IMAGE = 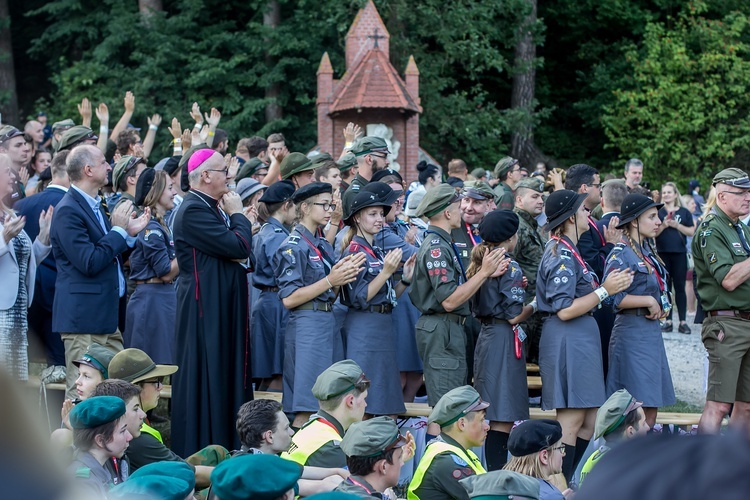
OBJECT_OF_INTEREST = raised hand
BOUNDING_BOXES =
[18,167,29,187]
[198,124,210,143]
[181,128,192,149]
[148,114,162,128]
[402,253,417,282]
[2,213,26,243]
[226,154,240,180]
[38,206,54,245]
[95,103,109,124]
[343,122,363,143]
[168,118,182,139]
[603,216,623,244]
[124,91,135,113]
[78,98,92,127]
[205,107,221,128]
[190,102,203,126]
[242,205,258,224]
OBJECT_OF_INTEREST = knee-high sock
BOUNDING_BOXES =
[562,443,577,482]
[573,437,590,475]
[484,430,510,471]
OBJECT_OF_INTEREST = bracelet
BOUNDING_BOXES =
[208,131,215,137]
[594,286,609,303]
[99,126,108,135]
[193,123,201,130]
[173,138,182,144]
[149,124,158,131]
[344,141,353,148]
[400,278,411,286]
[529,300,538,313]
[325,277,333,289]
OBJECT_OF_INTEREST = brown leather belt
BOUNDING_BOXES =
[619,307,651,316]
[477,317,509,325]
[135,279,172,285]
[259,286,280,292]
[366,304,394,314]
[708,310,750,320]
[294,301,333,312]
[433,313,467,325]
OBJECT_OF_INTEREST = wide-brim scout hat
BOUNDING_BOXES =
[340,416,408,457]
[616,193,663,228]
[460,470,541,500]
[73,344,117,379]
[280,152,315,180]
[428,385,489,427]
[415,183,463,219]
[595,389,643,439]
[507,419,563,457]
[712,168,750,189]
[344,186,394,224]
[235,177,267,202]
[108,348,178,384]
[543,189,588,232]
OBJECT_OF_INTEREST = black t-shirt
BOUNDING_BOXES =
[656,206,694,253]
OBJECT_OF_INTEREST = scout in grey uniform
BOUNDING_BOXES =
[336,416,411,499]
[692,168,750,434]
[124,168,178,364]
[535,190,632,481]
[276,182,366,426]
[251,180,296,389]
[469,210,535,471]
[408,184,506,408]
[604,194,676,428]
[68,396,132,498]
[340,183,413,416]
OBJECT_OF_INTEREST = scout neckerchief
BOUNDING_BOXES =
[640,243,671,314]
[425,229,467,284]
[465,221,481,245]
[297,228,333,273]
[346,477,377,496]
[551,235,600,287]
[350,236,396,305]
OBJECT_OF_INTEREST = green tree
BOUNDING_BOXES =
[602,1,750,187]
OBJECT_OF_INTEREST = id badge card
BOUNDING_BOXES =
[660,293,672,315]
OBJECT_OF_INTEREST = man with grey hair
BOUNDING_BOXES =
[172,149,254,456]
[50,144,150,399]
[624,159,644,191]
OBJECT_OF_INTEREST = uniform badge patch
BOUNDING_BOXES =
[441,276,448,282]
[431,239,441,245]
[431,249,442,258]
[451,455,468,467]
[708,252,717,263]
[427,262,433,269]
[283,248,296,265]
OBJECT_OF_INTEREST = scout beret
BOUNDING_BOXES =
[109,476,193,500]
[312,359,367,401]
[73,344,117,379]
[371,167,403,184]
[307,493,362,500]
[463,181,496,200]
[712,167,750,188]
[470,168,487,179]
[280,152,315,180]
[350,136,390,157]
[210,454,302,500]
[52,118,75,131]
[259,180,295,204]
[460,470,540,500]
[340,416,407,458]
[337,152,358,171]
[236,157,267,181]
[516,177,545,193]
[69,396,126,429]
[130,460,196,492]
[616,193,664,228]
[429,385,489,427]
[57,125,97,152]
[494,157,518,178]
[0,125,23,143]
[235,177,267,202]
[134,166,156,206]
[507,419,562,457]
[291,181,332,204]
[478,210,519,244]
[108,348,178,384]
[543,189,588,232]
[595,389,643,439]
[113,155,144,191]
[345,188,393,223]
[415,183,462,219]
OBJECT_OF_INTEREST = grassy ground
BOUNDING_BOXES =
[661,399,703,414]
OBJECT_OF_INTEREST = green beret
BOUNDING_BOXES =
[337,152,358,171]
[236,157,267,181]
[52,118,75,132]
[210,454,302,500]
[516,177,545,193]
[109,476,193,500]
[340,416,407,457]
[350,136,390,157]
[129,460,196,492]
[57,125,98,152]
[595,389,643,439]
[462,181,495,201]
[460,470,540,500]
[428,386,489,427]
[470,168,487,179]
[312,359,366,401]
[73,344,117,379]
[415,184,462,218]
[280,152,314,180]
[69,396,126,429]
[712,167,750,188]
[494,156,518,178]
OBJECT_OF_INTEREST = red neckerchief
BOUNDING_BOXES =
[551,236,600,287]
[298,229,325,261]
[347,477,374,494]
[641,251,666,292]
[465,222,479,246]
[349,238,378,260]
[315,416,342,436]
[588,216,606,245]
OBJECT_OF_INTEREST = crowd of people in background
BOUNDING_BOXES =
[2,91,750,500]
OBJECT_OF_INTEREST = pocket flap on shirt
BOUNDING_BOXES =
[429,356,460,371]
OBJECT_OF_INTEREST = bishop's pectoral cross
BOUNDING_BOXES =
[368,28,386,49]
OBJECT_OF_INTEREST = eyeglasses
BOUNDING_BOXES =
[720,189,750,196]
[369,152,389,160]
[141,377,164,388]
[589,183,601,190]
[550,445,566,455]
[312,202,337,211]
[206,167,229,176]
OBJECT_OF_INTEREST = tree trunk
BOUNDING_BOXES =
[264,0,283,123]
[0,0,19,126]
[510,0,554,169]
[138,0,163,16]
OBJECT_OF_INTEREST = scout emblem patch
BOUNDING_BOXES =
[431,248,441,258]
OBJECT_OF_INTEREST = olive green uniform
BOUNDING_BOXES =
[692,207,750,403]
[493,182,514,211]
[409,226,470,406]
[451,220,481,385]
[335,476,383,499]
[409,435,480,500]
[342,173,369,209]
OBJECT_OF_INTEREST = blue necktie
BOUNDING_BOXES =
[735,224,750,255]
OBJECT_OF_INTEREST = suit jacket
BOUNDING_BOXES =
[14,186,67,311]
[0,224,50,310]
[50,187,129,334]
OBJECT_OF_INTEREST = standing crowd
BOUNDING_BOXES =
[2,92,750,499]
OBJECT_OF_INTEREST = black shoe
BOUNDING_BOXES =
[678,323,691,334]
[661,321,673,332]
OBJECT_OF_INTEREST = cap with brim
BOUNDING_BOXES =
[57,126,98,152]
[595,389,644,439]
[113,155,145,191]
[350,136,390,157]
[236,178,267,201]
[460,470,541,500]
[416,184,464,218]
[73,344,117,379]
[311,152,334,166]
[340,416,408,457]
[337,152,358,172]
[463,184,495,201]
[52,119,75,131]
[312,359,366,401]
[108,348,178,384]
[0,126,24,143]
[542,190,588,232]
[291,181,332,204]
[404,190,426,218]
[712,168,750,188]
[516,177,545,193]
[470,168,487,179]
[616,193,664,228]
[236,157,268,181]
[345,190,393,223]
[428,385,489,427]
[280,152,315,180]
[363,181,401,206]
[494,157,518,178]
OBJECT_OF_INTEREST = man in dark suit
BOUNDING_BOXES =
[50,144,149,399]
[14,151,71,379]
